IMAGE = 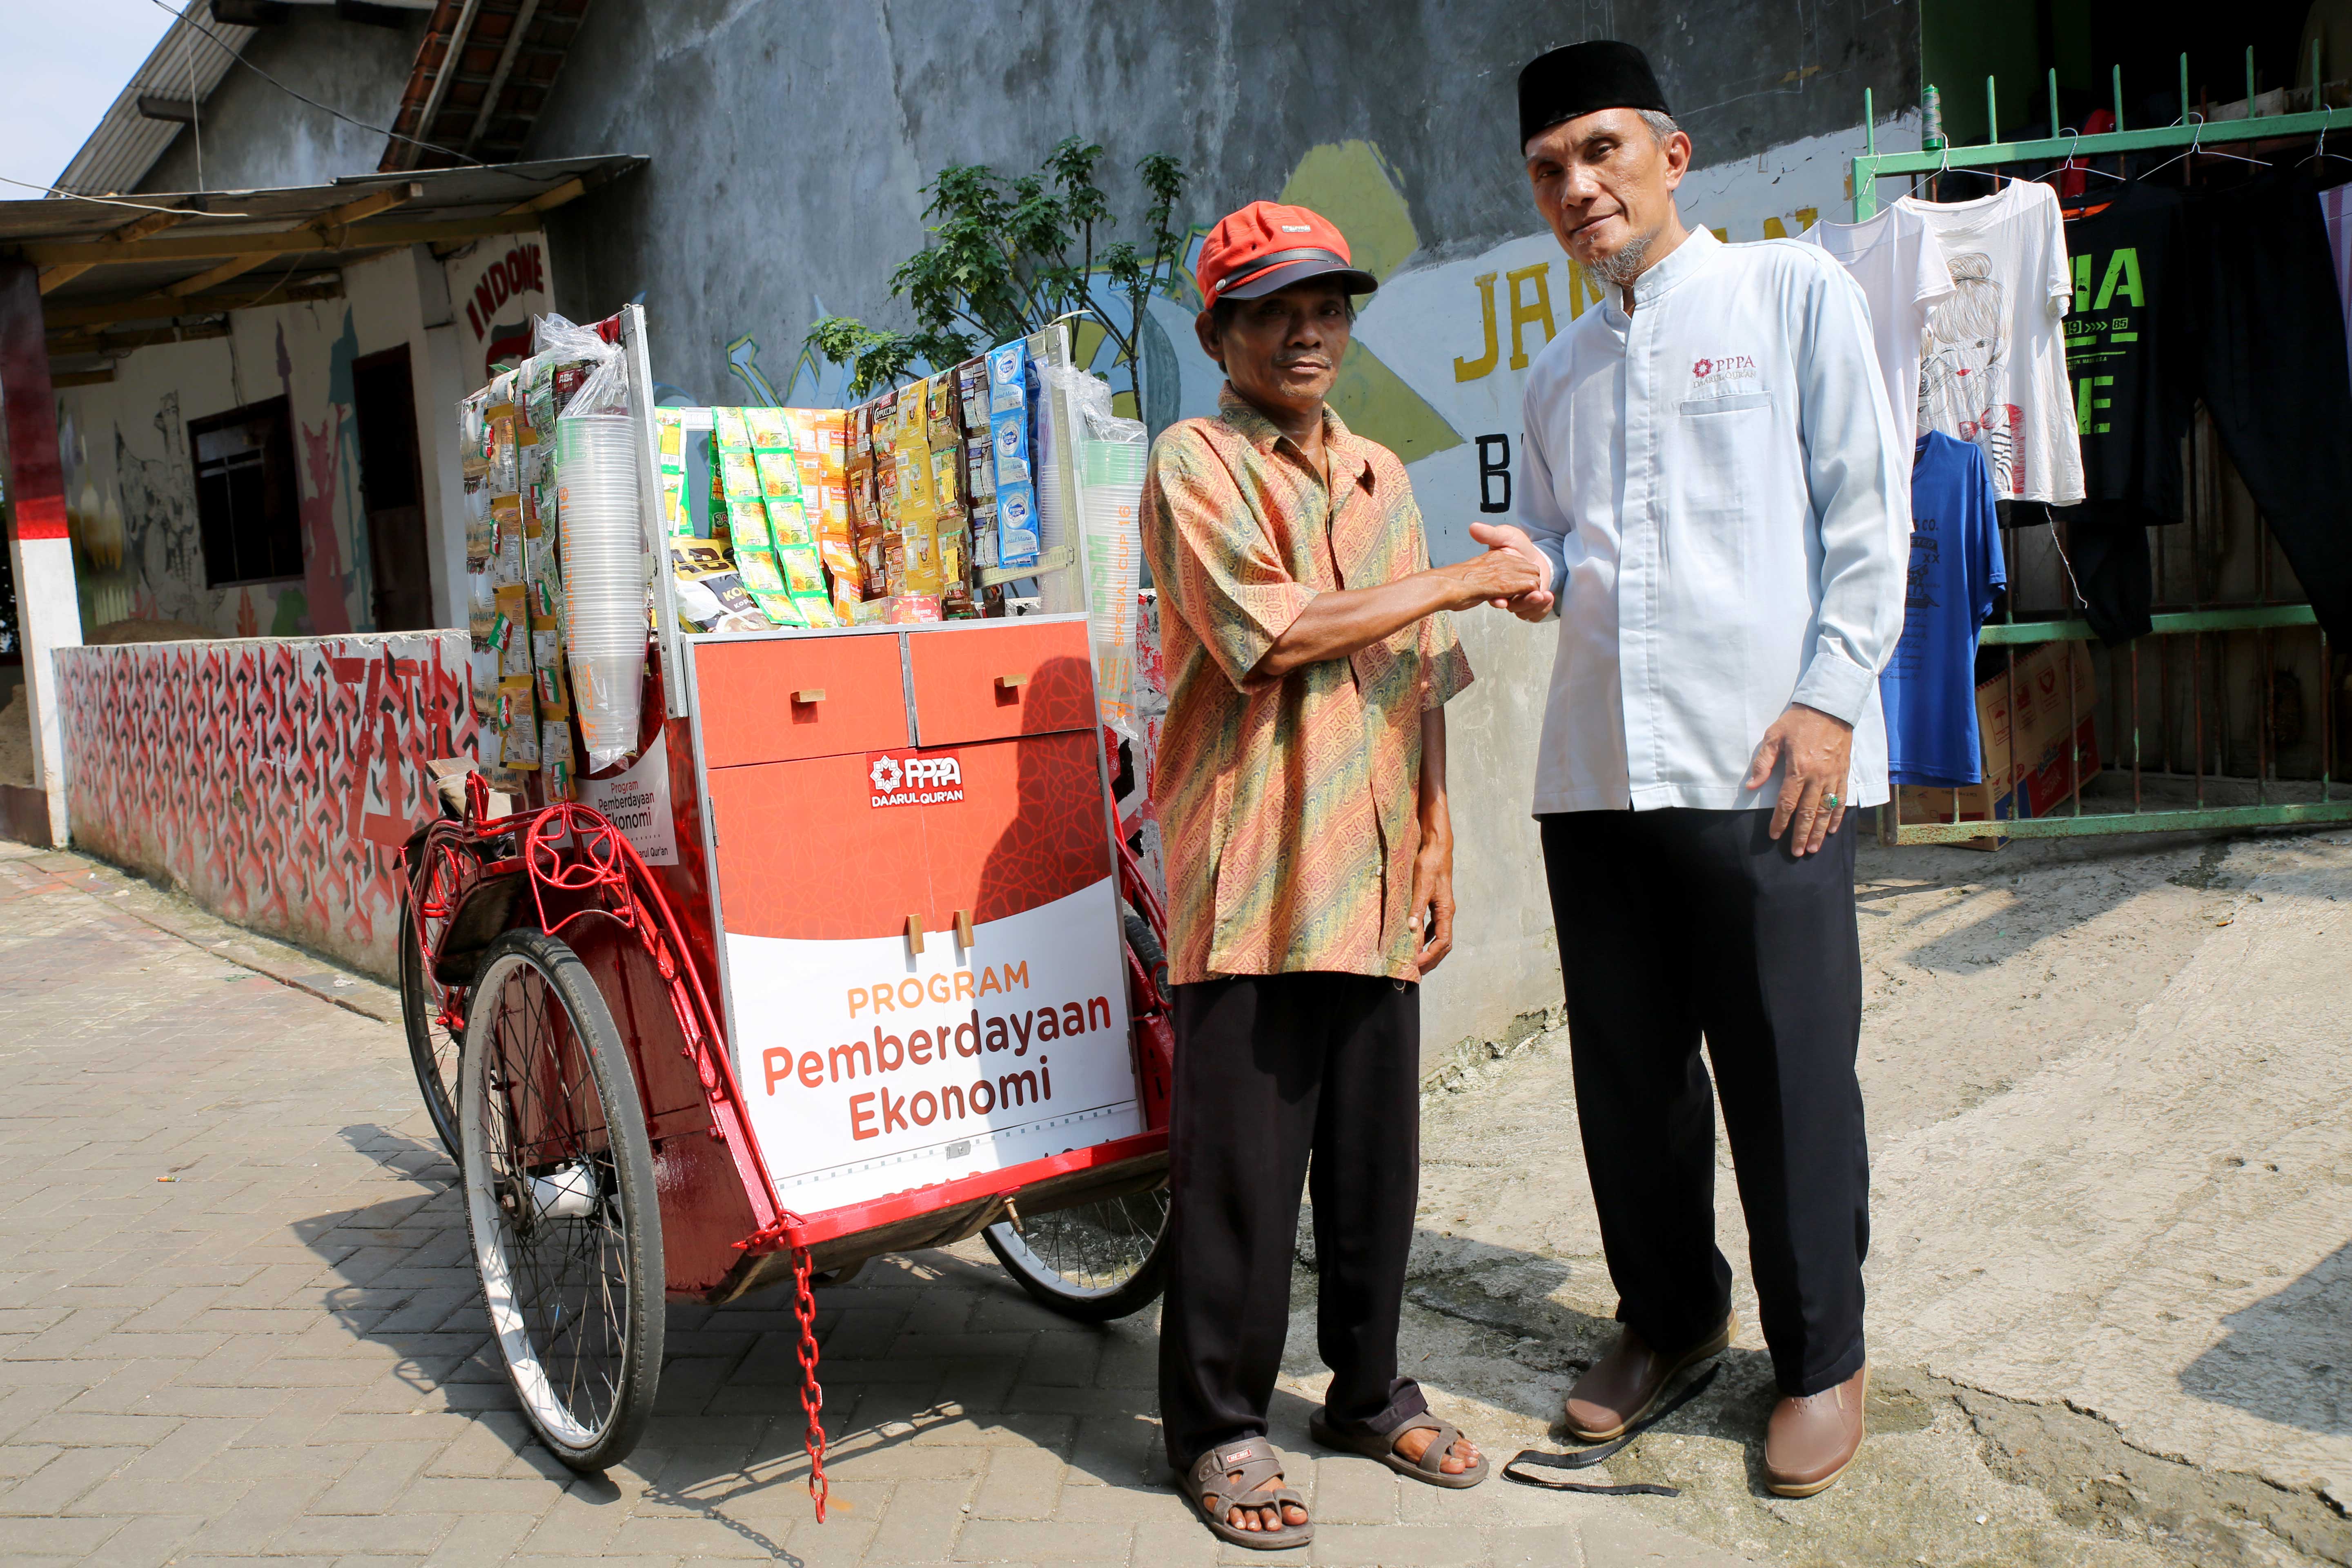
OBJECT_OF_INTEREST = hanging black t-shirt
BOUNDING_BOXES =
[2059,182,2191,523]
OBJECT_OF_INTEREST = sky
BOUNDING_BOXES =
[0,0,182,192]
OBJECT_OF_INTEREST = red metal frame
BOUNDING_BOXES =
[409,748,1173,1522]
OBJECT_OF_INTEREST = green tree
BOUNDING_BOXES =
[806,138,1187,407]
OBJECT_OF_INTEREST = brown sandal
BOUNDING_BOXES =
[1174,1437,1314,1550]
[1311,1410,1489,1488]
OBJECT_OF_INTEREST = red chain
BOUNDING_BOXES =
[791,1242,829,1521]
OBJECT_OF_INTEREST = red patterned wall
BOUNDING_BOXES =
[56,634,478,979]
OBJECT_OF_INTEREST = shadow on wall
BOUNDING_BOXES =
[2179,1238,2352,1437]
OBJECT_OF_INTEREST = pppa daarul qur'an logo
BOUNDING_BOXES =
[869,751,965,808]
[1690,353,1760,390]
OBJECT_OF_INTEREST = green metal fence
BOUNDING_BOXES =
[1853,50,2352,844]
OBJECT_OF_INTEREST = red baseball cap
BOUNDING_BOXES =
[1195,200,1378,303]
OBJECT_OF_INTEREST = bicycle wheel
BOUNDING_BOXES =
[984,1183,1170,1321]
[458,928,664,1472]
[399,836,470,1161]
[984,910,1171,1320]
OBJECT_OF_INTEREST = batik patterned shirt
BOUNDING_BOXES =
[1142,385,1473,985]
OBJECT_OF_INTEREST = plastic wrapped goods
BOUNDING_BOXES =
[1043,364,1146,736]
[555,346,648,774]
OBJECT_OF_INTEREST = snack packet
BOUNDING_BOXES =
[996,480,1041,570]
[744,406,793,453]
[541,721,578,802]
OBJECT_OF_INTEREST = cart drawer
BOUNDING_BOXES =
[704,753,933,941]
[696,634,907,768]
[924,730,1112,924]
[908,620,1097,746]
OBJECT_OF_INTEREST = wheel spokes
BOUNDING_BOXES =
[480,959,632,1442]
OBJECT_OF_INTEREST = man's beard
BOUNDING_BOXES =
[1587,227,1656,286]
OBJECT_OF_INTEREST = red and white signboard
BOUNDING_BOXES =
[580,728,679,865]
[726,878,1140,1210]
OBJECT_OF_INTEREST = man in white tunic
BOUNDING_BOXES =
[1471,41,1908,1497]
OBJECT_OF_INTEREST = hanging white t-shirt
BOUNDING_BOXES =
[1802,203,1953,466]
[1898,181,2086,504]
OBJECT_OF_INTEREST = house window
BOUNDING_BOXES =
[191,398,303,588]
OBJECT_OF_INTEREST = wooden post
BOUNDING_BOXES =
[0,254,80,846]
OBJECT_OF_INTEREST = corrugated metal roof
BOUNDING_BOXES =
[49,0,442,198]
[18,154,642,375]
[51,2,256,197]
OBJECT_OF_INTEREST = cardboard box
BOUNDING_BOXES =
[1893,642,2100,850]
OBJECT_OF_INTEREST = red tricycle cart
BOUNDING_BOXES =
[396,309,1171,1517]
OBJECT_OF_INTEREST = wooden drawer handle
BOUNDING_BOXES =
[793,688,826,705]
[906,913,924,955]
[996,672,1029,691]
[954,909,975,946]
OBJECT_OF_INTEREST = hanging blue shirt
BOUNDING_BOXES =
[1885,432,2005,785]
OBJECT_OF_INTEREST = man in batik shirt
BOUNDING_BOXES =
[1141,199,1539,1551]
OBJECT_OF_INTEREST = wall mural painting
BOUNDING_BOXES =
[289,317,363,636]
[114,392,203,626]
[53,295,394,642]
[448,237,552,381]
[56,633,478,979]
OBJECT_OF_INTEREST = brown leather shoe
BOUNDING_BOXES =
[1562,1311,1738,1442]
[1764,1364,1868,1497]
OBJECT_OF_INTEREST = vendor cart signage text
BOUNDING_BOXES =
[581,728,679,865]
[724,878,1141,1209]
[868,748,964,808]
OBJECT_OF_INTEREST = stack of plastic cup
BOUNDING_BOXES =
[556,412,647,771]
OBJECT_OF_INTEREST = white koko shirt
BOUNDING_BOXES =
[1519,227,1910,815]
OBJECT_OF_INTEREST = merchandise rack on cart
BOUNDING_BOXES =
[396,306,1172,1519]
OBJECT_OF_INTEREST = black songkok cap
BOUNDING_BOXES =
[1517,40,1672,151]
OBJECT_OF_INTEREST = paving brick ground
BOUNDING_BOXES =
[0,841,1745,1568]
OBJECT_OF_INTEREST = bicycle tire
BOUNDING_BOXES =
[458,928,664,1472]
[399,831,475,1162]
[983,912,1171,1321]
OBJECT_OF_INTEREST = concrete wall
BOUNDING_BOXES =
[55,631,477,980]
[139,10,425,195]
[518,1,1919,1061]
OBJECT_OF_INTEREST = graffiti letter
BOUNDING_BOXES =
[1453,272,1501,382]
[1476,435,1512,514]
[1506,265,1556,370]
[2094,247,2144,310]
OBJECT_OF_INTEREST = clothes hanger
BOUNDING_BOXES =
[2139,113,2270,182]
[2040,126,2129,189]
[2299,111,2352,171]
[1908,140,2008,204]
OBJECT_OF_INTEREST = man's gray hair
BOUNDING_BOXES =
[1637,109,1682,145]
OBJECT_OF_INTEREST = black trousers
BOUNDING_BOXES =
[1539,808,1869,1397]
[1158,971,1426,1474]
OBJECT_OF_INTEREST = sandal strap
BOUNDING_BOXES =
[1190,1437,1289,1503]
[1394,1417,1466,1474]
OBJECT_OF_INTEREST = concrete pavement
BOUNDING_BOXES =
[0,840,1748,1568]
[1412,828,2352,1568]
